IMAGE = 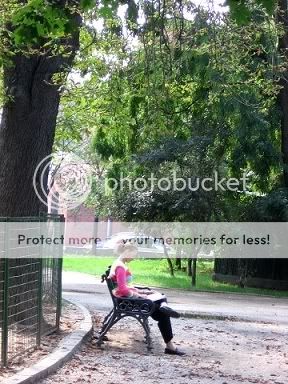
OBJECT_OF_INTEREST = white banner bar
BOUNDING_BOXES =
[0,222,288,258]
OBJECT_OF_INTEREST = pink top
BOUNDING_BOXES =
[109,259,138,297]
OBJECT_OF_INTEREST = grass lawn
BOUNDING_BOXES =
[63,256,288,298]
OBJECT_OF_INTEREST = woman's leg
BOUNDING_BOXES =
[150,308,173,343]
[151,297,180,318]
[150,306,186,355]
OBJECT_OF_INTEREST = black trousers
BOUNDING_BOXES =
[150,299,173,344]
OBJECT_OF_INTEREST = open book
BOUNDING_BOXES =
[144,292,166,302]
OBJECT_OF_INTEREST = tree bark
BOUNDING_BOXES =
[163,243,174,276]
[278,0,288,187]
[0,3,82,217]
[191,258,197,287]
[175,246,182,270]
[187,258,192,276]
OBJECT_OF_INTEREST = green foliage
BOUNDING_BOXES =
[260,0,277,14]
[80,0,95,11]
[250,189,288,221]
[226,0,252,25]
[51,1,287,223]
[225,0,277,24]
[126,0,138,33]
[0,0,138,57]
[10,0,73,48]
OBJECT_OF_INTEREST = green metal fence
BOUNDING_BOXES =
[0,214,64,367]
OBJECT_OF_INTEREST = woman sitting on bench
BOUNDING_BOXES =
[109,241,185,356]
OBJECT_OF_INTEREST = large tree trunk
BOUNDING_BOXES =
[0,2,82,335]
[0,3,81,217]
[278,0,288,187]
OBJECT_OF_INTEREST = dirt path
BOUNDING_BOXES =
[0,301,83,381]
[40,313,288,384]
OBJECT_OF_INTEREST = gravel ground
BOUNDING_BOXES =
[40,313,288,384]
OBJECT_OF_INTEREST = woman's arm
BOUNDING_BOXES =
[115,266,133,297]
[115,266,146,298]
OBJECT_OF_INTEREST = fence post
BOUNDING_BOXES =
[56,215,64,331]
[1,220,9,367]
[36,218,43,347]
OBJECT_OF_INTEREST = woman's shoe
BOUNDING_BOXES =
[164,348,186,356]
[159,306,180,318]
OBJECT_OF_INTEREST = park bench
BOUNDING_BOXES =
[96,266,156,350]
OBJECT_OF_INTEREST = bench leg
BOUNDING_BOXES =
[95,309,113,343]
[134,315,152,351]
[97,311,153,351]
[96,310,122,346]
[101,308,114,329]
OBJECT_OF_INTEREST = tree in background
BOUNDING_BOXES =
[78,1,288,287]
[86,4,281,209]
[215,0,288,287]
